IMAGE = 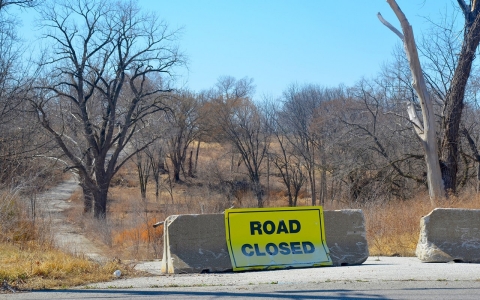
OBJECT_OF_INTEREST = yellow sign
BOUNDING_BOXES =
[225,206,332,271]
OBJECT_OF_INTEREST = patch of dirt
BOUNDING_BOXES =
[37,176,108,262]
[37,176,161,275]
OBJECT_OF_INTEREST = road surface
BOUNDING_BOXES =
[4,257,480,299]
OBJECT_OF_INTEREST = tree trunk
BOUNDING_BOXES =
[173,163,181,182]
[187,150,193,177]
[309,140,316,206]
[80,181,94,214]
[440,2,480,194]
[137,163,148,200]
[379,1,445,204]
[194,141,200,173]
[288,189,294,207]
[292,182,301,207]
[92,163,110,219]
[266,154,270,202]
[477,163,480,194]
[93,188,108,219]
[319,144,327,206]
[461,127,480,193]
[254,181,263,208]
[155,181,160,201]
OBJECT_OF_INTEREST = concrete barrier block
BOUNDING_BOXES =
[416,208,480,263]
[324,210,369,266]
[161,214,232,274]
[161,209,369,273]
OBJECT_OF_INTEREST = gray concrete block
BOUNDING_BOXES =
[416,208,480,263]
[324,210,369,266]
[161,209,369,273]
[161,214,232,274]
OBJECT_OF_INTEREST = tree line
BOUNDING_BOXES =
[2,0,480,220]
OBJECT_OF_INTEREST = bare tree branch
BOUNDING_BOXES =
[377,12,404,41]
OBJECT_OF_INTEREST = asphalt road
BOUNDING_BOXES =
[3,257,480,299]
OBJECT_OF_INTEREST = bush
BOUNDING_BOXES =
[0,190,50,245]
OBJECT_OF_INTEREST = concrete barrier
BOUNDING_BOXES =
[324,210,369,266]
[161,214,231,274]
[416,208,480,263]
[161,210,369,274]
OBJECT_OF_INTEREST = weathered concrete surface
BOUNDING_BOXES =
[161,214,231,274]
[416,208,480,263]
[324,209,369,266]
[161,210,369,273]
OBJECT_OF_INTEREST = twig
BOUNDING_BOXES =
[2,280,16,293]
[152,221,164,228]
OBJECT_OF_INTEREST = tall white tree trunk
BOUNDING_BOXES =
[378,0,445,204]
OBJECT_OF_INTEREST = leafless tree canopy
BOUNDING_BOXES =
[0,0,39,10]
[32,0,184,218]
[4,0,480,220]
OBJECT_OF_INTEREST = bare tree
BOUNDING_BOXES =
[165,91,203,182]
[269,107,307,207]
[382,0,480,196]
[340,78,431,202]
[32,0,184,218]
[378,0,445,203]
[208,76,269,207]
[458,92,480,192]
[279,84,328,205]
[218,98,270,207]
[0,0,39,10]
[0,0,55,191]
[132,135,152,200]
[438,0,480,194]
[146,141,167,201]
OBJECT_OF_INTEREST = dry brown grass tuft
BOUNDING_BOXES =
[0,191,50,245]
[362,198,431,257]
[0,242,136,290]
[0,187,142,291]
[112,218,164,252]
[360,191,480,257]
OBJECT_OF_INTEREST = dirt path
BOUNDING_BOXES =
[37,176,162,274]
[37,176,108,262]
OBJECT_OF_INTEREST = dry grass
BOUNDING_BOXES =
[0,189,140,291]
[361,192,480,257]
[64,180,167,260]
[0,242,135,290]
[362,199,431,257]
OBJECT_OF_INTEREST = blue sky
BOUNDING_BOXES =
[15,0,457,98]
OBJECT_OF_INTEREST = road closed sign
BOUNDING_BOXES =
[225,206,332,271]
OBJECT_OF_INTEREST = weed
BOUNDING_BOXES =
[0,242,136,290]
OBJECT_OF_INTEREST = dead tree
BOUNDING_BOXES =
[378,0,445,203]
